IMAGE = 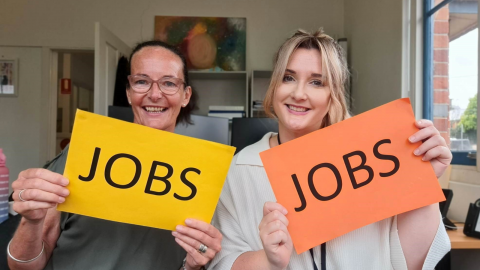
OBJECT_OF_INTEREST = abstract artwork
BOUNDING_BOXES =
[154,16,246,71]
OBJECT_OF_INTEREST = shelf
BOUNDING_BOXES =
[253,70,272,79]
[188,71,248,116]
[188,71,247,80]
[250,70,272,117]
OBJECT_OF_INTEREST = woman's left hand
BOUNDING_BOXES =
[409,119,452,178]
[173,219,222,270]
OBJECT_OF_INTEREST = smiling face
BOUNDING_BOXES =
[126,46,191,132]
[273,48,331,138]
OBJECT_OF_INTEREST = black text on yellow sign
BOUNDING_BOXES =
[57,110,235,230]
[79,147,201,201]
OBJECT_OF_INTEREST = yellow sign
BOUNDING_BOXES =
[57,110,235,231]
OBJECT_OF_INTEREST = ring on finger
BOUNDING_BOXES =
[198,243,208,254]
[18,189,28,202]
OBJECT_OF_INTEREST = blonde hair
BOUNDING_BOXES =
[263,28,350,128]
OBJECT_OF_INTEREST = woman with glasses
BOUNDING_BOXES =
[8,41,221,270]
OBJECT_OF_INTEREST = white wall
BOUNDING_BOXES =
[448,165,480,222]
[344,0,404,114]
[0,0,345,71]
[0,0,413,189]
[0,47,46,191]
[0,0,415,193]
[0,0,345,193]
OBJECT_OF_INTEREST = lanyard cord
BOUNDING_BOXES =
[277,134,326,270]
[309,249,319,270]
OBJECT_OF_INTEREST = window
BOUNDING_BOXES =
[424,0,478,165]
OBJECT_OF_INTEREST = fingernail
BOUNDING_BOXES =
[422,156,426,161]
[58,197,65,203]
[176,225,185,232]
[63,189,70,196]
[282,208,288,215]
[172,231,178,237]
[185,219,192,225]
[418,120,422,125]
[62,178,69,186]
[409,136,416,142]
[414,149,420,155]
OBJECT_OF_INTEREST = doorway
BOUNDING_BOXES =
[54,50,94,155]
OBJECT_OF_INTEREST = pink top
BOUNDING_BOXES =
[0,148,6,167]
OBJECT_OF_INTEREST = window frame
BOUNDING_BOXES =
[423,0,479,167]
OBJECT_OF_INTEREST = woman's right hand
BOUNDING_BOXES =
[11,168,69,223]
[259,202,293,270]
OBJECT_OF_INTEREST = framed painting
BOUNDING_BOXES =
[154,16,246,71]
[0,58,18,97]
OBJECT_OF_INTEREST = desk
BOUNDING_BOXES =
[447,223,480,249]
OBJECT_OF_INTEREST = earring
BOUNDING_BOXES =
[182,104,186,107]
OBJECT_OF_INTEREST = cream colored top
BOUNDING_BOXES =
[209,132,450,270]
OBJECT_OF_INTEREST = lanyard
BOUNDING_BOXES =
[277,134,326,270]
[309,249,319,270]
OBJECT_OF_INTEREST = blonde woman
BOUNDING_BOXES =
[209,29,451,270]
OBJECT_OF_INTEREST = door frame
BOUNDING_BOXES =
[94,22,132,116]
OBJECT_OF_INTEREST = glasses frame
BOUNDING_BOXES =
[127,75,186,95]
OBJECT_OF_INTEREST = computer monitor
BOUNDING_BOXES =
[108,106,134,122]
[175,115,229,145]
[439,189,457,230]
[440,189,453,218]
[231,118,278,154]
[108,106,229,145]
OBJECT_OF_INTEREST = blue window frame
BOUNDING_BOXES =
[424,0,478,166]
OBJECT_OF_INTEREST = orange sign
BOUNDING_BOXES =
[260,98,445,254]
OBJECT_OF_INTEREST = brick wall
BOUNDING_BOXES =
[433,1,450,146]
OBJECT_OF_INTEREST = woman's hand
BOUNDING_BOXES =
[173,219,222,270]
[11,168,69,223]
[409,120,452,178]
[259,202,293,270]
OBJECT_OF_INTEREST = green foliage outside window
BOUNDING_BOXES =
[460,94,477,132]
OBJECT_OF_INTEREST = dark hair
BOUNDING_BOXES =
[126,40,197,125]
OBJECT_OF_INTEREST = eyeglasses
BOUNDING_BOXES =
[127,75,186,95]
